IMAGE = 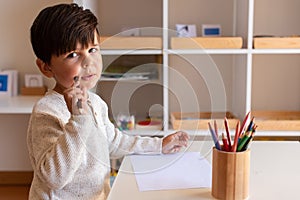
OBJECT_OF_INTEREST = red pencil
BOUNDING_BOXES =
[239,111,251,137]
[232,121,240,152]
[222,133,229,152]
[224,117,232,150]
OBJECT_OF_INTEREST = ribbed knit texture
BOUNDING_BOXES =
[27,90,162,199]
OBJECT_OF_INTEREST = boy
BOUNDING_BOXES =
[27,3,189,200]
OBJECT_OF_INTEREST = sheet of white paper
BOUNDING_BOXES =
[130,152,212,191]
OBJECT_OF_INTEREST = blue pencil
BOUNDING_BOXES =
[208,122,221,150]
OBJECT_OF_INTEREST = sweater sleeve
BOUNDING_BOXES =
[27,112,95,190]
[99,102,163,159]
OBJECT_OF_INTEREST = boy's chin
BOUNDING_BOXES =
[82,82,98,90]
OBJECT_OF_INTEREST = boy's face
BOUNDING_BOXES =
[47,32,102,94]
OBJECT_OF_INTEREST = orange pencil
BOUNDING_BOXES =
[214,120,218,138]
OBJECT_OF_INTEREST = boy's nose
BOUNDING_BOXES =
[82,56,92,68]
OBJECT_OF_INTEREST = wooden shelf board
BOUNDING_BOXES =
[171,37,243,49]
[254,37,300,49]
[252,111,300,131]
[100,36,162,50]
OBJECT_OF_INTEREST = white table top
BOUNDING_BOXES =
[108,141,300,200]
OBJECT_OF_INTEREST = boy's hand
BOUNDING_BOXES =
[63,79,88,115]
[162,131,189,154]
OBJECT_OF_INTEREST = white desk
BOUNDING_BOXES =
[108,141,300,200]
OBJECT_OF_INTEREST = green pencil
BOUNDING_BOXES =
[237,132,251,151]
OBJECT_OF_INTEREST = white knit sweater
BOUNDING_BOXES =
[27,90,162,199]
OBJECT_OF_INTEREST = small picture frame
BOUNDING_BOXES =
[0,74,9,92]
[25,74,43,87]
[176,24,197,37]
[202,24,221,37]
[0,72,12,97]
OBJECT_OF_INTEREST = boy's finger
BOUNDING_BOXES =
[176,131,190,140]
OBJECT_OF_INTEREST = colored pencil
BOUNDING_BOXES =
[222,133,230,151]
[237,131,252,151]
[246,117,255,132]
[224,117,232,150]
[241,131,255,151]
[207,113,257,152]
[214,120,218,138]
[232,121,240,152]
[239,111,250,137]
[208,122,221,150]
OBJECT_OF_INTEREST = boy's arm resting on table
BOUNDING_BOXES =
[27,112,94,190]
[95,99,161,159]
[103,113,189,158]
[106,123,163,159]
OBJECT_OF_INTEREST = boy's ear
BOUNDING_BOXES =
[36,59,53,78]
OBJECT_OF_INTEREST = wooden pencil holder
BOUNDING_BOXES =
[211,148,250,200]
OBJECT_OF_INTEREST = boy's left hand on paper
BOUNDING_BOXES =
[63,78,89,115]
[162,131,189,154]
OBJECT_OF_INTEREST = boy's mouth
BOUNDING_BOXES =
[81,74,95,81]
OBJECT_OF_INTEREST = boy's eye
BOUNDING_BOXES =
[89,48,98,53]
[67,52,78,58]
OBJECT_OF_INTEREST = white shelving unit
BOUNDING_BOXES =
[74,0,300,136]
[4,0,297,136]
[164,0,251,130]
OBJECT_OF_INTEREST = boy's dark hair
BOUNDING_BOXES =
[30,3,99,64]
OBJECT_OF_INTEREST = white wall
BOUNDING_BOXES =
[0,0,71,171]
[0,0,72,91]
